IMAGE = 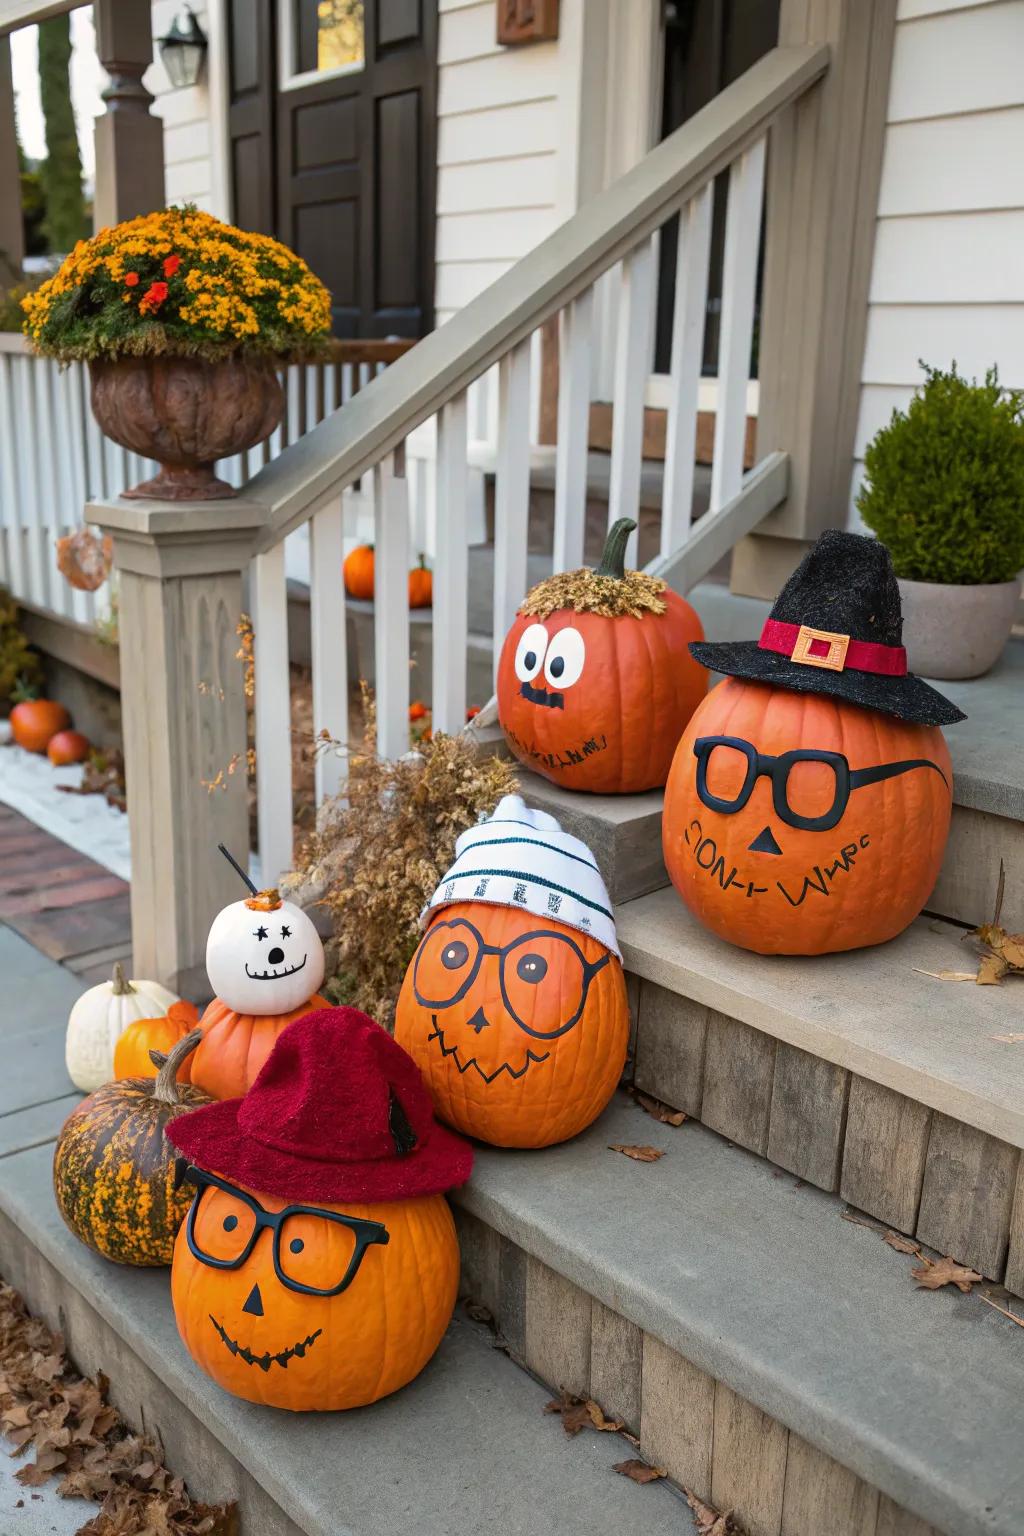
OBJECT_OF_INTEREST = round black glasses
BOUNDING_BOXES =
[181,1165,389,1298]
[413,916,610,1039]
[692,734,947,833]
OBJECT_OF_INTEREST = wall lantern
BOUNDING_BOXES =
[157,7,208,90]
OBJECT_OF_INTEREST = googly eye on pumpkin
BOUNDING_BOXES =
[514,623,549,682]
[543,627,585,690]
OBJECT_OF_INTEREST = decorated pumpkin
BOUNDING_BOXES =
[189,859,328,1099]
[395,795,628,1148]
[496,517,707,793]
[664,529,964,956]
[167,1008,472,1412]
[113,1000,200,1082]
[54,1029,211,1265]
[408,555,433,609]
[343,544,374,600]
[65,963,180,1093]
[10,689,71,754]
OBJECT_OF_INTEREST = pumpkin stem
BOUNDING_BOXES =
[595,518,638,580]
[218,842,258,896]
[150,1028,202,1105]
[111,961,135,996]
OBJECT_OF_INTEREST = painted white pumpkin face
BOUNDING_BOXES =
[206,898,325,1015]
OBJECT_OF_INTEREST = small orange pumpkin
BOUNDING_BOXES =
[113,1000,200,1082]
[343,543,374,600]
[408,555,433,609]
[662,678,953,956]
[497,517,706,793]
[190,995,330,1100]
[46,729,91,765]
[10,691,71,753]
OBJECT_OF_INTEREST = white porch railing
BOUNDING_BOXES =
[235,45,828,887]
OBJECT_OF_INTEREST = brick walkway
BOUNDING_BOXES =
[0,805,131,985]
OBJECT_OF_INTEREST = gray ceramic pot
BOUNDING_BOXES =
[898,575,1022,680]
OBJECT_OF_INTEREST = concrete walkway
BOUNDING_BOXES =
[0,1452,101,1535]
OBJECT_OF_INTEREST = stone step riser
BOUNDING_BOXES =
[456,1208,943,1536]
[623,972,1024,1296]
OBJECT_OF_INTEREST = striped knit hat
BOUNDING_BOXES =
[421,795,620,960]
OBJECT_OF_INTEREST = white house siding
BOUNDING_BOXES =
[851,0,1024,522]
[145,0,229,220]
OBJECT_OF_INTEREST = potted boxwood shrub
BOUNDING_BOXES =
[21,205,331,501]
[857,362,1024,679]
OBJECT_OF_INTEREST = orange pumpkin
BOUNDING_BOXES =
[343,544,374,600]
[46,729,91,765]
[189,995,330,1100]
[395,900,628,1148]
[408,555,433,609]
[113,1000,200,1082]
[10,696,71,753]
[497,517,706,793]
[171,1181,458,1411]
[662,678,953,956]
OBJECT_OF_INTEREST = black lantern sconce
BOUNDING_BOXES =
[157,7,208,89]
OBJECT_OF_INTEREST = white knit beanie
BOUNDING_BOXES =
[421,794,620,960]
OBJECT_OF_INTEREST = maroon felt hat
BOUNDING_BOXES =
[165,1007,473,1203]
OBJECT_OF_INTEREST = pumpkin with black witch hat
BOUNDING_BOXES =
[663,530,965,956]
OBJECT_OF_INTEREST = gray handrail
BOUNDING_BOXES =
[247,43,829,555]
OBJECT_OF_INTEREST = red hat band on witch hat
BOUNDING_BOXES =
[166,1007,473,1204]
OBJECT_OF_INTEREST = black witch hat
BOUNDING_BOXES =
[690,529,965,727]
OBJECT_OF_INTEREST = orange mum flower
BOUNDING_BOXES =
[124,272,139,287]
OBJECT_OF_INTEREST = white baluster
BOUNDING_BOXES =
[252,543,294,885]
[492,339,532,680]
[711,137,766,513]
[55,363,87,621]
[310,496,347,806]
[553,288,593,573]
[662,185,714,557]
[373,449,410,760]
[21,356,49,608]
[609,237,656,567]
[0,355,26,603]
[432,394,469,734]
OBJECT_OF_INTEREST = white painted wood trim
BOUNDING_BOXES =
[492,339,532,683]
[608,236,657,566]
[649,450,789,592]
[205,0,233,220]
[373,452,411,761]
[252,543,294,887]
[552,287,593,571]
[661,184,714,556]
[432,395,470,733]
[711,136,766,513]
[309,497,347,805]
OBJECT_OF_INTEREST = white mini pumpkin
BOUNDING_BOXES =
[65,963,180,1093]
[205,890,325,1015]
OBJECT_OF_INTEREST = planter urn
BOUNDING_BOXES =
[89,354,285,502]
[898,575,1022,680]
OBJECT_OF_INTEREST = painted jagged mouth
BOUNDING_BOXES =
[244,954,308,981]
[209,1314,323,1372]
[520,680,564,710]
[427,1018,550,1084]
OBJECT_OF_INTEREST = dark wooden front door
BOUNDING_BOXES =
[227,1,437,339]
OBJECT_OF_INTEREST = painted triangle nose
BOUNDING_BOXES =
[468,1006,491,1035]
[748,825,783,855]
[243,1283,264,1317]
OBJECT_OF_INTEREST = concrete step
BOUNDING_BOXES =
[617,888,1024,1294]
[453,1092,1024,1536]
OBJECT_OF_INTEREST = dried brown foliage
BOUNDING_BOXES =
[520,566,667,620]
[543,1390,623,1436]
[287,690,517,1026]
[0,1279,234,1534]
[57,748,126,813]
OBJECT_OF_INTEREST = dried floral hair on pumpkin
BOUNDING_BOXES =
[517,517,667,620]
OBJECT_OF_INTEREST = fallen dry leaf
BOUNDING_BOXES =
[684,1487,744,1534]
[612,1458,666,1484]
[979,1294,1024,1329]
[883,1231,921,1256]
[609,1144,664,1163]
[544,1390,624,1436]
[911,1255,982,1294]
[840,1210,884,1234]
[977,953,1010,986]
[912,968,976,983]
[631,1088,687,1127]
[463,1299,495,1328]
[991,1034,1024,1044]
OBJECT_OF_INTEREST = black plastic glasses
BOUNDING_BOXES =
[413,916,610,1039]
[180,1165,389,1297]
[692,734,947,833]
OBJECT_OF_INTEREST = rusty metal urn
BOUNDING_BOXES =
[89,354,285,501]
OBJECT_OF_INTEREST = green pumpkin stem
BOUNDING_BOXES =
[150,1027,202,1105]
[595,518,638,580]
[111,962,134,996]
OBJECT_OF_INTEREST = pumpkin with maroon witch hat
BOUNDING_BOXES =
[166,1007,472,1412]
[663,530,965,956]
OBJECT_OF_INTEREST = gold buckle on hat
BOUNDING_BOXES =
[791,625,850,672]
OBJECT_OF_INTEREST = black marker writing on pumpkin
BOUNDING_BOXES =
[683,819,870,903]
[683,819,768,899]
[776,833,871,906]
[503,725,608,773]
